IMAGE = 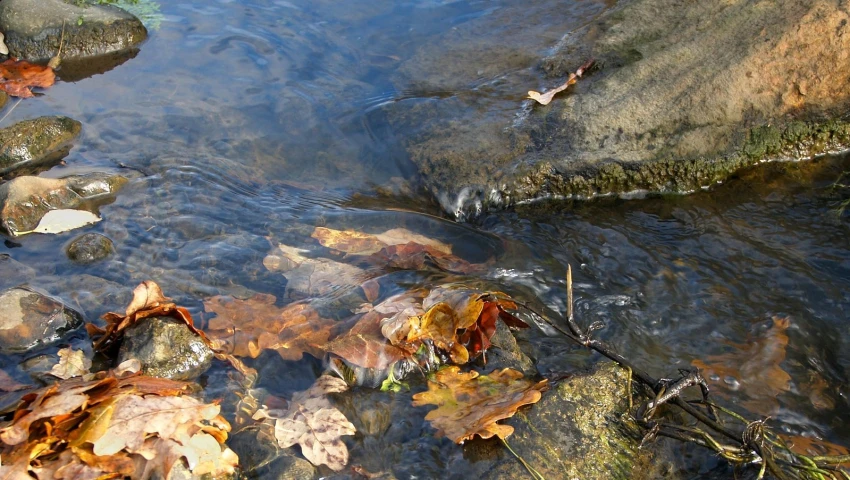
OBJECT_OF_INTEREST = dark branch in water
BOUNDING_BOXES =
[522,264,850,480]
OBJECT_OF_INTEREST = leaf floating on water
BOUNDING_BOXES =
[263,243,369,299]
[20,209,101,235]
[527,58,594,106]
[412,366,547,443]
[253,375,355,471]
[49,347,91,380]
[312,227,387,255]
[0,58,56,98]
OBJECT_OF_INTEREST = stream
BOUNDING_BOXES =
[2,0,849,477]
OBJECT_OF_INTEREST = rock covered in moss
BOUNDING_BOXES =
[65,232,115,264]
[0,285,84,353]
[117,316,214,381]
[0,117,82,180]
[0,0,147,62]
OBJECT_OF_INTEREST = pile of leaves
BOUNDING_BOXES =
[0,361,237,479]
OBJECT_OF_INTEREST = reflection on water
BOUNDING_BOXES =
[1,0,849,476]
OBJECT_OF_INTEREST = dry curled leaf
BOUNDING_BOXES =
[323,307,415,370]
[0,366,236,479]
[49,347,92,380]
[204,294,334,361]
[0,58,56,98]
[88,281,209,354]
[253,375,355,471]
[527,58,594,106]
[411,366,547,443]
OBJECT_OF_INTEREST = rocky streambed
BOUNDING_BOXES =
[0,0,848,478]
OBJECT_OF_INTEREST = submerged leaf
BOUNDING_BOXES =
[204,294,334,361]
[412,366,547,443]
[692,316,792,415]
[253,375,355,471]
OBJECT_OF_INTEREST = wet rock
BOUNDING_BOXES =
[391,0,850,218]
[117,316,214,381]
[0,117,82,180]
[229,424,317,479]
[475,361,670,479]
[36,274,129,322]
[480,320,536,376]
[0,172,128,236]
[0,0,147,62]
[0,286,84,353]
[65,232,114,264]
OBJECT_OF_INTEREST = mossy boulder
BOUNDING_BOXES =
[0,0,147,62]
[477,362,670,479]
[388,0,850,218]
[0,117,82,180]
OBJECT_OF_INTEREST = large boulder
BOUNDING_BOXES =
[0,285,84,353]
[389,0,850,218]
[477,361,670,479]
[0,117,82,180]
[0,172,128,236]
[0,0,147,62]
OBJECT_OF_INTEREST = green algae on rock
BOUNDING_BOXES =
[389,0,850,218]
[0,116,82,180]
[0,0,147,62]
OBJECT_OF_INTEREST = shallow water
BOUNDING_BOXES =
[2,0,849,477]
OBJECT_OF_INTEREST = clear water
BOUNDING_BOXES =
[2,0,849,477]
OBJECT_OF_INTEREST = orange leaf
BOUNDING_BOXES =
[411,366,547,443]
[323,310,414,370]
[0,59,56,98]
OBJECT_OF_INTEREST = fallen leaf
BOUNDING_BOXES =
[780,434,850,458]
[364,242,481,275]
[0,58,56,98]
[411,366,547,443]
[204,294,334,361]
[692,316,792,415]
[0,33,8,56]
[0,366,237,479]
[89,281,209,354]
[253,375,355,471]
[312,227,387,255]
[374,228,452,255]
[323,309,414,370]
[527,58,594,106]
[17,209,101,235]
[49,348,92,380]
[263,243,369,299]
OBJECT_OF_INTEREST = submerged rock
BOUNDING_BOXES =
[0,286,84,353]
[117,316,214,381]
[390,0,850,218]
[478,361,670,479]
[0,117,82,180]
[65,232,115,264]
[0,0,147,62]
[0,172,128,236]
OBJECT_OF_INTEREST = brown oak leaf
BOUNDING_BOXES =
[253,375,355,471]
[411,366,547,443]
[204,293,334,361]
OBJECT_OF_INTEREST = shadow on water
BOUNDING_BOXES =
[1,0,849,477]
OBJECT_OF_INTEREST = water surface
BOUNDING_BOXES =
[1,0,848,477]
